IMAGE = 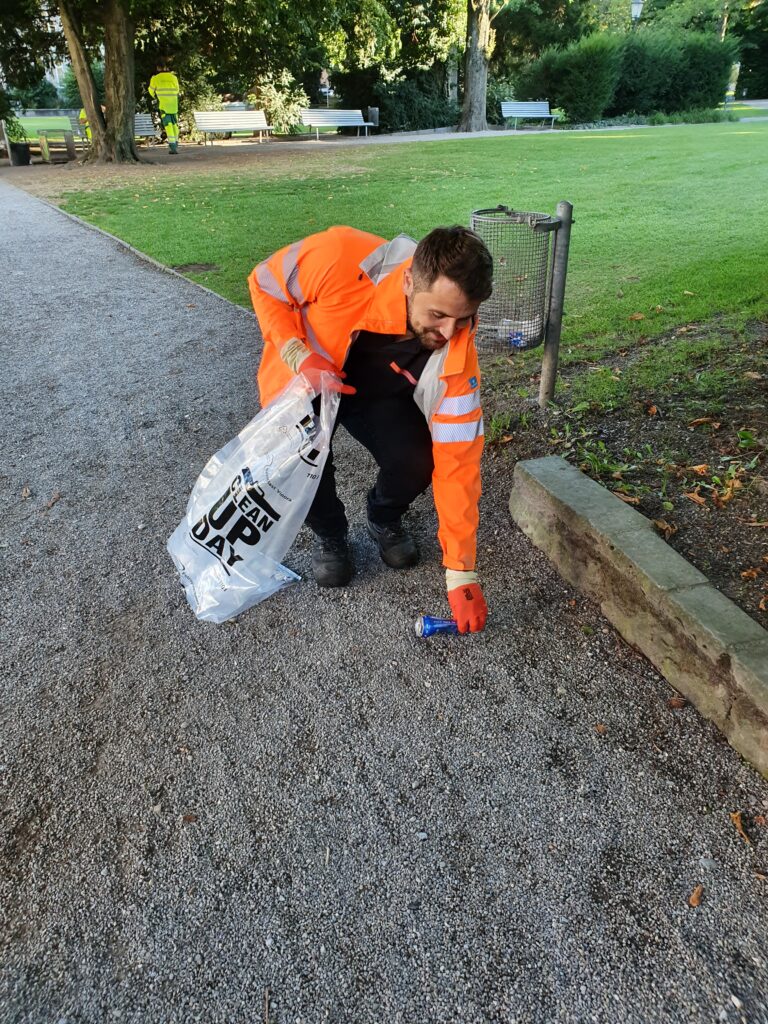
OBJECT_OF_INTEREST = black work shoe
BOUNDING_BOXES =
[312,534,353,587]
[367,518,419,569]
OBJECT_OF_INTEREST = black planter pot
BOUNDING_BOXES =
[9,142,31,166]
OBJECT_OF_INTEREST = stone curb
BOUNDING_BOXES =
[509,455,768,778]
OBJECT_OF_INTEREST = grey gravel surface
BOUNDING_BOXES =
[1,179,767,1024]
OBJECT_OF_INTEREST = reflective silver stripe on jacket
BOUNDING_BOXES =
[359,234,417,284]
[437,391,481,417]
[431,418,484,443]
[283,242,304,303]
[255,261,285,302]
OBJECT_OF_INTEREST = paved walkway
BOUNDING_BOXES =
[1,179,767,1024]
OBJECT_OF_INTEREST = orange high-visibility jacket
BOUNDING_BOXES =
[248,226,484,571]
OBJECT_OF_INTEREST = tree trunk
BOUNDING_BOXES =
[459,0,493,132]
[102,0,139,162]
[59,0,106,157]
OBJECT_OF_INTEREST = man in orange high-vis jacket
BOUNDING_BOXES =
[249,225,493,633]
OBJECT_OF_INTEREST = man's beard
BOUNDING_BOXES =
[406,299,447,351]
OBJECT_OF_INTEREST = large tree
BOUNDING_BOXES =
[459,0,523,131]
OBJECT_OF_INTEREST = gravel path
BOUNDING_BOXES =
[1,179,767,1024]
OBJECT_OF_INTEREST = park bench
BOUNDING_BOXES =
[501,101,558,130]
[193,110,272,145]
[71,114,159,144]
[17,116,77,162]
[300,109,373,140]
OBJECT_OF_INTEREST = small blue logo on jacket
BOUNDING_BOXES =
[469,376,478,389]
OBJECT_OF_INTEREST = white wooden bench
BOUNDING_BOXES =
[300,109,373,140]
[193,110,272,145]
[501,101,558,130]
[134,113,158,139]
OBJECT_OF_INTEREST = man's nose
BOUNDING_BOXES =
[439,321,457,341]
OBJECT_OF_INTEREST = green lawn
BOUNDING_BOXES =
[60,122,768,358]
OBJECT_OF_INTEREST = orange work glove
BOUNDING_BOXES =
[447,583,488,634]
[299,352,356,395]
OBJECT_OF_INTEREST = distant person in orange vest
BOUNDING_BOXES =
[148,64,180,154]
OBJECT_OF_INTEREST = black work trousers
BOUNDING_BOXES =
[305,393,434,538]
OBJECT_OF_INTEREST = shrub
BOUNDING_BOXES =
[517,33,623,123]
[659,32,737,112]
[647,107,739,125]
[372,75,459,132]
[607,31,682,116]
[486,76,517,125]
[248,70,309,134]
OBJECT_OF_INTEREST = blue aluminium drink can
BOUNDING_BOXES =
[415,615,459,638]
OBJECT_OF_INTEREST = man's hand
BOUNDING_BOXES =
[447,582,488,634]
[299,352,356,395]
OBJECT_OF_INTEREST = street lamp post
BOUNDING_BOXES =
[631,0,645,26]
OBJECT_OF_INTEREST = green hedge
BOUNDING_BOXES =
[518,30,737,122]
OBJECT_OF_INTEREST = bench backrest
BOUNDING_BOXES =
[300,109,367,126]
[501,101,552,117]
[134,113,156,136]
[193,110,270,130]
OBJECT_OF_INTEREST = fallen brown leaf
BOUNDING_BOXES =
[668,696,687,709]
[730,810,752,845]
[21,486,31,499]
[744,371,763,380]
[653,519,678,539]
[738,519,768,528]
[647,405,658,416]
[614,493,640,504]
[755,870,768,881]
[741,568,762,580]
[628,312,646,321]
[687,417,721,429]
[760,595,768,612]
[688,884,704,908]
[690,464,709,476]
[754,815,767,826]
[594,723,607,735]
[182,813,198,824]
[683,489,707,506]
[44,492,63,510]
[654,305,664,313]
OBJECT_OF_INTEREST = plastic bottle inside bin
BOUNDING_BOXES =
[497,316,544,349]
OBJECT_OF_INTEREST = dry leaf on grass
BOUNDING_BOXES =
[688,417,721,429]
[629,312,646,321]
[729,811,752,845]
[683,290,696,296]
[688,884,704,907]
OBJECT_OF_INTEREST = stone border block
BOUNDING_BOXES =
[509,456,768,777]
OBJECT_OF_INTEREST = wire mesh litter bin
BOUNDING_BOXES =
[470,205,562,355]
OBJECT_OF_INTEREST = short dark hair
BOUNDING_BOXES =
[412,226,493,302]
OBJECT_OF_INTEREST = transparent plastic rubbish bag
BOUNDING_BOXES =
[168,374,339,623]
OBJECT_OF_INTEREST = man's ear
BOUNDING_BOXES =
[402,267,413,297]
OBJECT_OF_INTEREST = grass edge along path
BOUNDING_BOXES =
[56,121,768,367]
